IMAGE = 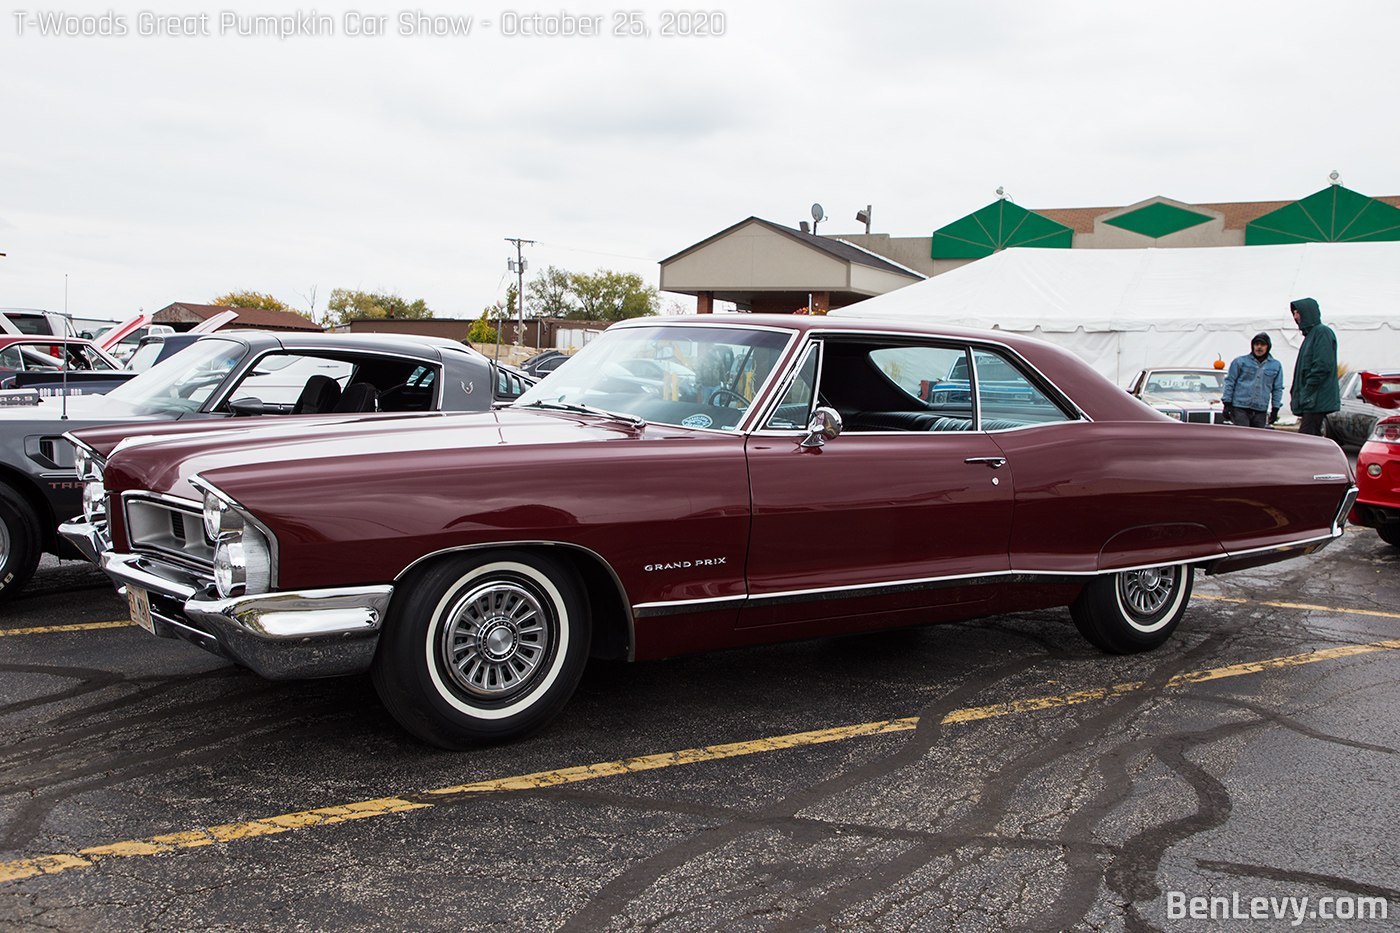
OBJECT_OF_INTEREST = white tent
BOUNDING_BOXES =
[828,242,1400,398]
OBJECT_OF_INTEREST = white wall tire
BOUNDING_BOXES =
[372,551,591,748]
[1070,564,1193,654]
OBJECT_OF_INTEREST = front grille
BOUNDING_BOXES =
[124,495,216,569]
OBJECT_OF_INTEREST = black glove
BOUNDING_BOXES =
[1222,403,1234,421]
[1269,407,1279,425]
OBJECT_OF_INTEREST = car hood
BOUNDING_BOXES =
[0,392,172,433]
[86,407,660,504]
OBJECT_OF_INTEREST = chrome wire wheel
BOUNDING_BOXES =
[1117,566,1178,629]
[440,579,551,699]
[374,551,591,748]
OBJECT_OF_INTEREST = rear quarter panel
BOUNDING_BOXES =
[991,421,1352,572]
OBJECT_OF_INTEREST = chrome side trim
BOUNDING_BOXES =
[632,594,748,618]
[1314,474,1347,482]
[633,529,1346,616]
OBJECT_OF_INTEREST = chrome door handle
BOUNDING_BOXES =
[965,457,1007,468]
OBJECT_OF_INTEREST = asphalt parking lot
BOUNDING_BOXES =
[2,526,1398,932]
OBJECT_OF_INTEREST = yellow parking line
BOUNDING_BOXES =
[0,621,133,637]
[4,629,1398,886]
[1197,593,1400,620]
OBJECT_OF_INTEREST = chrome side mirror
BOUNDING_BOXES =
[799,406,842,448]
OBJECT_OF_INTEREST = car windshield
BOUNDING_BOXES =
[1143,370,1226,400]
[514,324,792,431]
[103,337,247,415]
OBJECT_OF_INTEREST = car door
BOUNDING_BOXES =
[740,338,1017,629]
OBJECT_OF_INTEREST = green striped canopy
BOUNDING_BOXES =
[931,200,1073,259]
[1246,185,1400,245]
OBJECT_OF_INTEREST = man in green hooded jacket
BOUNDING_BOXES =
[1288,297,1339,436]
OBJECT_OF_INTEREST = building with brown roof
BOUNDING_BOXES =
[153,302,322,332]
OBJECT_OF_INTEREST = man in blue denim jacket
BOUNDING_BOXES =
[1221,332,1284,428]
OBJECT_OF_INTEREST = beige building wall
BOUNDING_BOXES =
[661,220,851,292]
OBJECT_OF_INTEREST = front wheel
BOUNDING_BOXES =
[0,483,42,606]
[1070,564,1194,654]
[372,550,591,749]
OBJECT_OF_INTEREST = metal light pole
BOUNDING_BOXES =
[505,238,534,347]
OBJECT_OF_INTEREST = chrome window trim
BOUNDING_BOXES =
[756,340,823,433]
[747,329,1090,438]
[205,345,445,415]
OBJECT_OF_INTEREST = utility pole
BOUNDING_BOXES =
[505,238,534,347]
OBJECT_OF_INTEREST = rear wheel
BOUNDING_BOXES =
[372,550,591,748]
[0,483,42,606]
[1070,564,1194,654]
[1378,525,1400,548]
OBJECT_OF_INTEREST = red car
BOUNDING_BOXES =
[65,315,1357,748]
[1349,372,1400,546]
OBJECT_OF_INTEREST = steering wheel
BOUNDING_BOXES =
[707,387,748,408]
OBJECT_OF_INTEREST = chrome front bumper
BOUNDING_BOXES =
[99,550,393,680]
[59,517,108,565]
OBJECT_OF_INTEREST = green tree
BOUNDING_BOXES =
[210,290,293,312]
[467,310,497,343]
[525,265,576,318]
[325,289,434,324]
[565,270,657,322]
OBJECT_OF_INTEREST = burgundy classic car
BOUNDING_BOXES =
[64,315,1357,748]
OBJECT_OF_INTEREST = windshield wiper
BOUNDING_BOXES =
[524,399,646,428]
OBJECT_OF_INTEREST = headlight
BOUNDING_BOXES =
[213,533,272,599]
[82,480,106,525]
[74,446,104,482]
[195,480,276,598]
[1163,410,1184,421]
[203,491,243,541]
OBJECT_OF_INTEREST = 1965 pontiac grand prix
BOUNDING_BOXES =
[63,315,1357,748]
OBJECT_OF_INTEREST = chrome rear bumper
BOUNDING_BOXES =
[100,550,392,680]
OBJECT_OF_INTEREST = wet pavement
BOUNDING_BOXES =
[1,530,1397,932]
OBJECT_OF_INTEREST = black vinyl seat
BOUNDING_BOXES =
[291,375,342,414]
[333,382,379,413]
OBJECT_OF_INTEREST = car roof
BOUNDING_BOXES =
[183,330,487,362]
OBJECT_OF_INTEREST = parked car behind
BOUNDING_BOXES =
[1325,369,1400,447]
[66,315,1355,748]
[0,331,531,604]
[0,337,126,395]
[1126,367,1229,424]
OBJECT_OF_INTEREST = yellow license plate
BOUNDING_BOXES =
[127,585,154,635]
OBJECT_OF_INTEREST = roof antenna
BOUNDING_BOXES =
[61,274,69,420]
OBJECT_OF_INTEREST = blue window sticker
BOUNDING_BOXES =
[681,413,713,429]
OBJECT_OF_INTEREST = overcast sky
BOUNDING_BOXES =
[3,0,1397,322]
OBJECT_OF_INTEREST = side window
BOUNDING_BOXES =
[971,348,1071,427]
[231,354,355,406]
[763,344,818,430]
[870,345,972,410]
[0,346,22,370]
